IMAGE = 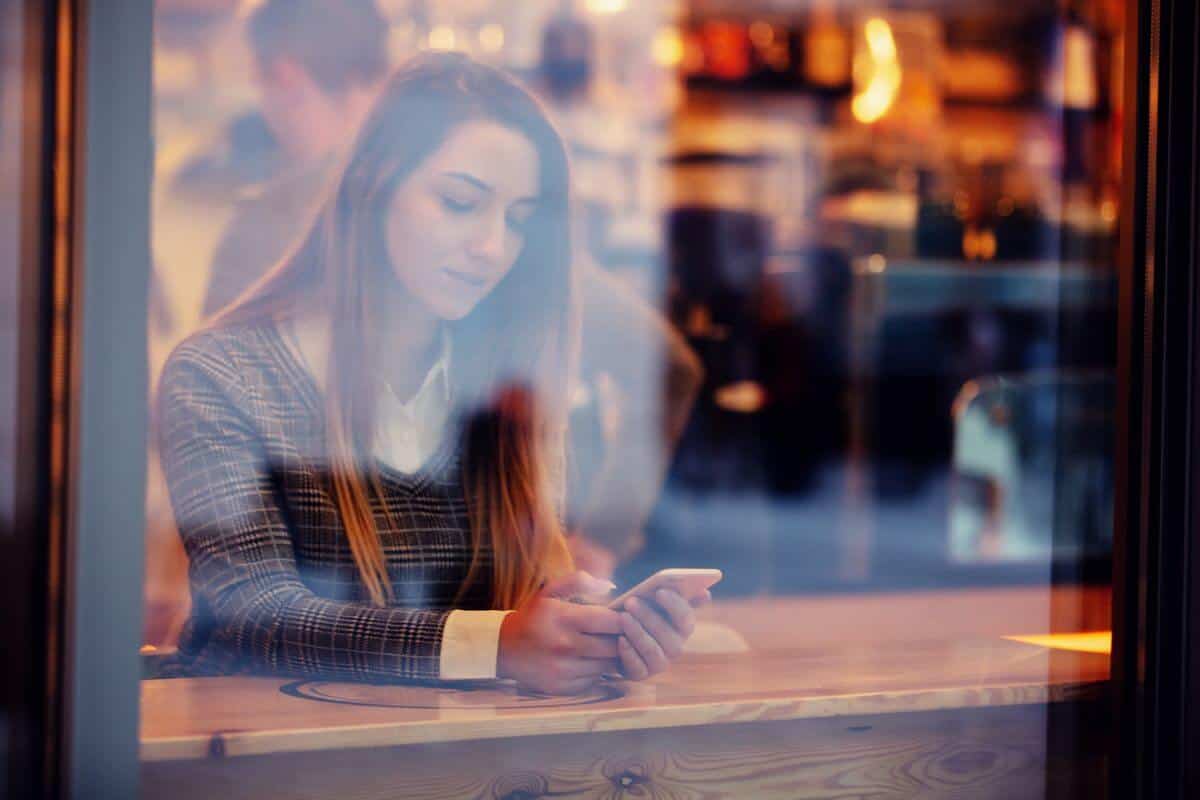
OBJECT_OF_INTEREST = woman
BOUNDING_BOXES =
[157,52,700,695]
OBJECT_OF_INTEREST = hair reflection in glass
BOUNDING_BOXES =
[216,52,575,609]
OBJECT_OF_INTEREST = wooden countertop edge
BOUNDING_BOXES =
[139,679,1109,763]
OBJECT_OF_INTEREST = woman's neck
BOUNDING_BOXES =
[286,285,443,401]
[375,284,443,400]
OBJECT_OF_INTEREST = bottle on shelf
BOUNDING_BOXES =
[994,170,1056,263]
[915,167,965,261]
[802,2,851,97]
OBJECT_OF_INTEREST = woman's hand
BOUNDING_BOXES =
[496,572,622,695]
[615,588,707,682]
[565,532,617,581]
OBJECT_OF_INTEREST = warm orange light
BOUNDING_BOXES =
[851,17,901,124]
[715,381,767,414]
[652,27,684,68]
[964,228,997,260]
[864,17,897,60]
[703,21,751,80]
[478,24,505,53]
[428,25,457,51]
[585,0,627,14]
[749,21,775,49]
[1004,631,1112,655]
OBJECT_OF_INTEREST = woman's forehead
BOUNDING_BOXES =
[420,120,540,200]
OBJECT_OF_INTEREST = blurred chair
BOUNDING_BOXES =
[949,370,1114,563]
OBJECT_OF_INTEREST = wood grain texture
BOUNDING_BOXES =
[140,588,1111,762]
[142,704,1107,799]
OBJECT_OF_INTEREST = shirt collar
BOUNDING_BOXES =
[389,327,451,414]
[282,313,452,408]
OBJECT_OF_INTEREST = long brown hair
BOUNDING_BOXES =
[213,52,575,609]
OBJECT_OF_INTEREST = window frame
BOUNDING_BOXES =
[12,0,1197,796]
[2,0,62,797]
[51,0,152,797]
[1111,0,1200,796]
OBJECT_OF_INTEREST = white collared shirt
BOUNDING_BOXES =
[374,334,452,474]
[281,314,511,681]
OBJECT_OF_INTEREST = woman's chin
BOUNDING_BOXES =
[426,293,482,321]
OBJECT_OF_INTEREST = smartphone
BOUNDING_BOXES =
[607,568,723,610]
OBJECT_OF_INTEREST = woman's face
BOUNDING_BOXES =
[382,119,541,320]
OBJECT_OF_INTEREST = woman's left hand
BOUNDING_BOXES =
[615,588,708,681]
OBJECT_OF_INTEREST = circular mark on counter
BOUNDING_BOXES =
[279,678,625,709]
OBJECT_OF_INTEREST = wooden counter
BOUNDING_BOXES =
[141,587,1112,799]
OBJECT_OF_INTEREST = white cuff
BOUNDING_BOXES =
[439,609,513,680]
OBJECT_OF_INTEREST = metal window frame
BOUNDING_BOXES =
[2,0,62,797]
[4,2,152,795]
[1111,0,1200,797]
[58,0,152,797]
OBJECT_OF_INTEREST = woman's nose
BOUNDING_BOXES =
[468,212,509,266]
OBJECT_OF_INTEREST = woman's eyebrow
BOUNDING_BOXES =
[442,171,539,205]
[441,171,493,193]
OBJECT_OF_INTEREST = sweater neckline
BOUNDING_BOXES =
[256,320,459,495]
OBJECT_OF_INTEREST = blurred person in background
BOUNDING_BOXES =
[200,0,390,317]
[198,0,702,582]
[158,53,705,693]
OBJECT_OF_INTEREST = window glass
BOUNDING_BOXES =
[142,1,1120,796]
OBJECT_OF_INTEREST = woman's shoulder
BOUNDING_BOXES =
[159,320,286,400]
[156,318,321,457]
[164,319,270,368]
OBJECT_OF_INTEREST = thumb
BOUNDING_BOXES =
[543,570,617,602]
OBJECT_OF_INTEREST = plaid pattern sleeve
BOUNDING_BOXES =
[157,329,454,681]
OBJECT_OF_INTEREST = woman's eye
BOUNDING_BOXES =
[507,207,535,233]
[440,195,476,213]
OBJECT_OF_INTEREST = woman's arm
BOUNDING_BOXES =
[158,340,450,681]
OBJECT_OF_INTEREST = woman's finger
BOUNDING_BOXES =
[568,632,620,660]
[653,589,696,638]
[620,606,669,673]
[617,635,649,680]
[627,597,684,660]
[690,589,713,608]
[562,602,623,636]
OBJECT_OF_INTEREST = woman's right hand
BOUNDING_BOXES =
[496,572,623,695]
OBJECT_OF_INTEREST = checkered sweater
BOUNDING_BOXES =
[156,321,493,680]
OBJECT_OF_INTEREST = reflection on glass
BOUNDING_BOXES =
[141,0,1121,795]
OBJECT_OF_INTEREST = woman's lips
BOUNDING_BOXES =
[441,266,487,287]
